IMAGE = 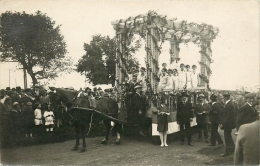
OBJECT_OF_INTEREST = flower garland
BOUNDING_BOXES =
[199,61,212,75]
[199,74,209,83]
[199,50,212,63]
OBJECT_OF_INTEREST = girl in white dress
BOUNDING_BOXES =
[185,65,192,89]
[178,64,187,89]
[43,105,55,132]
[172,69,179,90]
[164,69,174,91]
[34,103,42,125]
[158,68,168,92]
[191,65,199,88]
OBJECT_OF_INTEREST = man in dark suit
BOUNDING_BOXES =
[195,94,210,143]
[177,92,194,146]
[126,75,139,122]
[209,94,224,146]
[236,92,258,130]
[234,118,260,165]
[131,84,146,136]
[220,91,236,156]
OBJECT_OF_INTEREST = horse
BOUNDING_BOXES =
[48,88,122,152]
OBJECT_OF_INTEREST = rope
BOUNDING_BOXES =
[70,106,131,125]
[86,113,93,136]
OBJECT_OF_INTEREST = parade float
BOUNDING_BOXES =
[111,10,219,135]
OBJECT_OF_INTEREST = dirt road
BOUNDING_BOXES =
[1,132,234,165]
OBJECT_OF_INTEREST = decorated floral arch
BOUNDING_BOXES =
[112,10,219,93]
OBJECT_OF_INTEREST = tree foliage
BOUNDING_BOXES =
[0,11,73,85]
[76,35,141,85]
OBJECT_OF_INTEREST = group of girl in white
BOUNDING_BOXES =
[34,102,55,132]
[127,63,199,96]
[158,63,200,92]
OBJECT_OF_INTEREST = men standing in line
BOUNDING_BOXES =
[194,94,210,143]
[177,92,193,146]
[236,92,258,130]
[220,92,236,157]
[209,94,224,146]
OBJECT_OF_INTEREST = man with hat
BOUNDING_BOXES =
[97,87,104,98]
[10,102,22,142]
[0,89,8,104]
[220,91,236,156]
[22,102,34,138]
[194,93,210,143]
[85,87,94,108]
[131,84,147,136]
[236,92,258,130]
[209,94,224,146]
[177,92,194,146]
[234,111,260,165]
[127,74,139,112]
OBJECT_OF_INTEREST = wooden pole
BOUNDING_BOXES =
[23,68,27,89]
[9,69,10,87]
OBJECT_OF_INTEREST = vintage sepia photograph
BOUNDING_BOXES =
[0,0,259,165]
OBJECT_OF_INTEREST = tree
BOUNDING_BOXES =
[76,35,141,85]
[0,11,72,85]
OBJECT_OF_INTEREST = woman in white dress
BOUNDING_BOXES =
[178,64,187,89]
[164,69,174,91]
[185,65,192,89]
[158,68,168,92]
[172,69,179,90]
[191,65,199,88]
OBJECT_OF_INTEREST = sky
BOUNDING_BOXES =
[0,0,259,91]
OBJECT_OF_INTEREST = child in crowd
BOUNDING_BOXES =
[157,101,170,147]
[43,104,55,132]
[34,102,42,136]
[23,102,34,138]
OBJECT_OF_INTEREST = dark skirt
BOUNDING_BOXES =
[157,115,168,132]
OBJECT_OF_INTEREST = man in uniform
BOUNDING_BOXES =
[177,92,193,146]
[236,92,258,130]
[220,91,236,156]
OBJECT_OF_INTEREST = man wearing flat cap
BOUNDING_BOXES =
[177,92,194,146]
[220,91,236,156]
[10,102,22,142]
[209,94,224,146]
[236,92,258,130]
[195,94,210,143]
[131,84,147,136]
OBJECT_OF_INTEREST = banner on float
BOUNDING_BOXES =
[151,112,197,136]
